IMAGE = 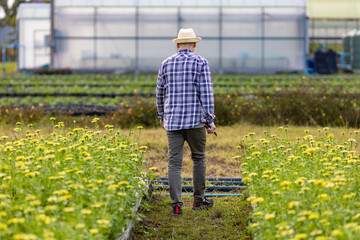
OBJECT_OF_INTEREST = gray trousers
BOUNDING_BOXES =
[166,127,206,206]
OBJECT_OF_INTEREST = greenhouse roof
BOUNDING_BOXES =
[54,0,306,7]
[308,0,360,19]
[17,3,50,19]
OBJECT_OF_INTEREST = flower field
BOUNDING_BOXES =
[239,128,360,239]
[0,119,149,239]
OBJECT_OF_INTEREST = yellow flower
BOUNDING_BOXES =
[310,229,323,236]
[353,212,360,220]
[91,202,103,208]
[322,210,332,216]
[331,230,343,237]
[30,200,41,206]
[252,197,264,204]
[343,193,356,199]
[117,192,127,197]
[75,223,85,229]
[107,184,119,191]
[63,207,75,213]
[264,213,275,220]
[280,181,291,186]
[297,216,306,222]
[281,229,294,236]
[47,196,57,202]
[0,223,7,230]
[58,195,72,202]
[318,194,330,201]
[97,219,110,228]
[16,156,25,161]
[7,218,25,224]
[288,210,296,215]
[327,134,334,139]
[53,189,69,195]
[251,223,259,227]
[242,177,251,183]
[288,201,299,209]
[253,211,263,216]
[81,209,92,215]
[309,212,319,220]
[25,195,36,201]
[45,205,57,211]
[13,234,37,240]
[89,228,99,234]
[295,233,308,239]
[345,222,358,229]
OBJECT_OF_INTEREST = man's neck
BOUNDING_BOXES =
[178,48,193,52]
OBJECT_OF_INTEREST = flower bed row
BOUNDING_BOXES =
[239,128,360,239]
[0,119,149,239]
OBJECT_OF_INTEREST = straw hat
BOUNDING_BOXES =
[172,28,202,44]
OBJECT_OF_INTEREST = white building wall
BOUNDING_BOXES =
[17,4,50,70]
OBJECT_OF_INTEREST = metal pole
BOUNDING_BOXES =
[219,5,223,73]
[33,30,36,69]
[2,45,6,75]
[157,177,243,181]
[21,45,26,75]
[152,180,245,186]
[161,193,243,197]
[135,5,139,74]
[304,13,309,75]
[154,186,242,191]
[177,6,181,30]
[261,7,265,73]
[16,20,19,72]
[94,7,97,71]
[50,0,55,68]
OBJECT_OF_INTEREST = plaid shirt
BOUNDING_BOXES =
[156,49,215,131]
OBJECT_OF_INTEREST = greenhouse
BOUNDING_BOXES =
[308,0,360,53]
[17,3,50,70]
[18,0,307,73]
[51,0,307,73]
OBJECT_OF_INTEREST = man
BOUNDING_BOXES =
[156,28,216,216]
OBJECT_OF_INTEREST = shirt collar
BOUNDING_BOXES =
[178,49,193,54]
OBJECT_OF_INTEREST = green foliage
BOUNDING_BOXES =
[240,127,360,239]
[0,119,150,239]
[3,74,360,128]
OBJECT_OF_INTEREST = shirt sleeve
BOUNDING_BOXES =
[156,65,165,122]
[199,60,215,125]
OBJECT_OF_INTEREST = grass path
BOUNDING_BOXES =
[133,195,252,240]
[130,124,359,239]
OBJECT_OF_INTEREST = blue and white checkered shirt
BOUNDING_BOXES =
[156,49,215,131]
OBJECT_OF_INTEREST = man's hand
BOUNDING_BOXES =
[160,121,164,128]
[206,123,216,135]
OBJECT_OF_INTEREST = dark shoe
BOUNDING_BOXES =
[192,197,214,210]
[171,203,183,216]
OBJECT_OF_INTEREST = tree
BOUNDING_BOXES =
[0,0,49,27]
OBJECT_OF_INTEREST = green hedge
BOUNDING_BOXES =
[2,88,360,128]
